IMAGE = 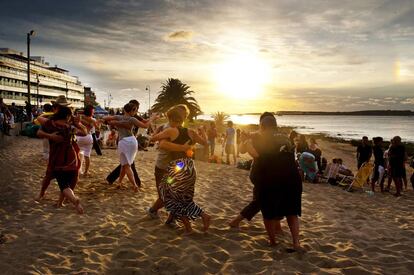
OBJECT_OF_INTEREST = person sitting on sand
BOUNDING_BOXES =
[36,106,87,214]
[106,129,118,148]
[150,105,210,233]
[296,135,309,154]
[307,138,322,172]
[239,114,303,251]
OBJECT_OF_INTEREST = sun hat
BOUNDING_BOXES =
[51,95,71,106]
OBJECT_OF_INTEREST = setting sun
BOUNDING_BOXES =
[214,52,272,99]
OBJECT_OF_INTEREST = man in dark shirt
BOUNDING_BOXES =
[356,136,372,169]
[371,137,385,192]
[388,136,406,196]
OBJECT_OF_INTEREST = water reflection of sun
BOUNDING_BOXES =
[214,52,271,99]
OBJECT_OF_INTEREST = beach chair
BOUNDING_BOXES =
[346,162,374,192]
[321,162,340,184]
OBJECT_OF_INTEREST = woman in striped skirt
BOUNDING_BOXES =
[151,105,210,233]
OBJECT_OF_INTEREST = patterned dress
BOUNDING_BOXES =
[159,128,203,220]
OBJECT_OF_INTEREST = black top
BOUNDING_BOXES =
[357,144,372,162]
[373,144,384,166]
[250,132,300,187]
[389,144,405,167]
[170,127,192,160]
[250,131,303,219]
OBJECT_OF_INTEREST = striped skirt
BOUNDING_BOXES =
[160,157,203,219]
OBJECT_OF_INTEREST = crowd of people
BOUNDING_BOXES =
[3,94,414,252]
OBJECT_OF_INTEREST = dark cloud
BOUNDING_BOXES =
[166,31,194,41]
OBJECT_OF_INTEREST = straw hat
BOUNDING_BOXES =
[51,95,71,106]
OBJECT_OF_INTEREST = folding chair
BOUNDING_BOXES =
[347,162,374,192]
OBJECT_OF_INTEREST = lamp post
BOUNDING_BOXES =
[145,85,151,114]
[36,74,39,108]
[27,30,35,106]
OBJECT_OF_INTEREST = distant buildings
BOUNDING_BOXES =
[0,48,84,108]
[84,86,98,106]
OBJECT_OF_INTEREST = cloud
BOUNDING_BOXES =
[165,31,194,41]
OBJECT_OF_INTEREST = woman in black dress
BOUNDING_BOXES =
[240,114,303,250]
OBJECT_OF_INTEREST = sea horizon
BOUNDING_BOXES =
[198,114,414,143]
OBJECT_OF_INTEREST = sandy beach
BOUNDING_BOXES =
[0,136,413,274]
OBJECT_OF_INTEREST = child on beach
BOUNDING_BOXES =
[36,106,87,214]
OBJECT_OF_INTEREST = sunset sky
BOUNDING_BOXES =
[1,0,414,113]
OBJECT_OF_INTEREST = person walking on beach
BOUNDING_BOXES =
[356,136,372,169]
[103,103,157,192]
[371,137,385,192]
[106,100,149,186]
[36,106,87,214]
[224,121,237,165]
[150,105,210,233]
[206,121,217,156]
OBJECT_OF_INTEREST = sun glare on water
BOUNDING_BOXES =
[214,52,271,99]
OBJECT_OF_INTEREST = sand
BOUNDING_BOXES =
[0,136,413,274]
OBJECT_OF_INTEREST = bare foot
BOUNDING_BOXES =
[74,199,84,214]
[202,213,211,232]
[132,185,139,193]
[229,215,243,228]
[35,192,46,202]
[183,229,193,236]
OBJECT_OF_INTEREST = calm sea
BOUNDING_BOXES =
[199,114,414,143]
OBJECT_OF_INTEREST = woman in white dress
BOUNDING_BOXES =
[103,103,157,192]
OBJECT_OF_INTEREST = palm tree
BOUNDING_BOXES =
[212,111,229,133]
[151,78,202,120]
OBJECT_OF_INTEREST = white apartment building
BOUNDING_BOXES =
[0,48,84,108]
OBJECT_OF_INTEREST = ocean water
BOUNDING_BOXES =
[199,114,414,143]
